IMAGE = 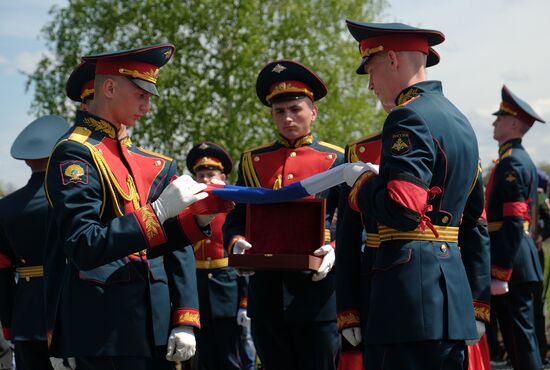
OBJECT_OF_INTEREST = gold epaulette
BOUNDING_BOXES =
[318,141,344,154]
[67,126,92,144]
[136,147,173,161]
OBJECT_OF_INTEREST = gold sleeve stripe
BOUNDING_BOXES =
[318,141,344,154]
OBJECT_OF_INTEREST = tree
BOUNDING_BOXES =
[27,0,387,177]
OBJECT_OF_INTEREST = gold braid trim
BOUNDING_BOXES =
[139,205,160,240]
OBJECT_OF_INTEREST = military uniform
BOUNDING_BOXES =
[0,115,70,370]
[343,21,486,370]
[487,85,545,370]
[186,142,248,370]
[223,60,343,370]
[44,45,206,368]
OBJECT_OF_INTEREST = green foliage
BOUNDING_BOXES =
[27,0,387,177]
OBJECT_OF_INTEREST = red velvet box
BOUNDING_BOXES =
[228,199,325,271]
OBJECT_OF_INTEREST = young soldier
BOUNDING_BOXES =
[44,44,212,370]
[223,60,344,370]
[340,21,489,370]
[487,85,546,370]
[185,142,252,369]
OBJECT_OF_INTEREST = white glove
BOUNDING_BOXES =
[343,162,379,187]
[465,320,486,346]
[490,279,509,295]
[49,357,76,370]
[312,245,335,281]
[166,326,196,362]
[342,327,362,346]
[233,239,252,254]
[233,239,255,276]
[236,308,251,329]
[151,175,208,224]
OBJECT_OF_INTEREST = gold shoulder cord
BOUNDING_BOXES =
[84,142,141,216]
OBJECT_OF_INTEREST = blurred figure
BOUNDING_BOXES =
[0,115,70,370]
[487,85,546,370]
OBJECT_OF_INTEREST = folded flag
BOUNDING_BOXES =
[208,164,346,204]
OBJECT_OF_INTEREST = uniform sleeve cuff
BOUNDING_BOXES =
[172,308,201,328]
[134,204,167,248]
[473,300,490,323]
[2,327,10,341]
[348,171,376,212]
[491,264,513,281]
[337,309,361,331]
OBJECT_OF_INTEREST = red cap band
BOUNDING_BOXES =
[266,80,314,103]
[359,34,429,58]
[95,59,159,84]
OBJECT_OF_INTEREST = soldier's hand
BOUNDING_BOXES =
[465,320,486,346]
[343,162,379,187]
[166,326,196,362]
[342,327,362,346]
[236,308,251,329]
[152,175,208,224]
[196,214,216,227]
[490,279,509,295]
[312,244,335,281]
[233,239,255,276]
[49,357,76,370]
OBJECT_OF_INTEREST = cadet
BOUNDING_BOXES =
[223,60,343,370]
[0,115,70,370]
[487,85,545,370]
[340,21,489,369]
[44,44,213,370]
[186,142,252,370]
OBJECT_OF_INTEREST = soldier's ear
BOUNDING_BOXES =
[103,78,116,98]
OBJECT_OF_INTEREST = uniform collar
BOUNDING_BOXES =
[499,138,522,157]
[277,133,315,148]
[75,110,118,139]
[395,80,442,106]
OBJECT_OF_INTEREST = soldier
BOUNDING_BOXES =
[487,85,545,370]
[0,115,70,370]
[340,21,489,369]
[223,60,344,370]
[185,142,252,370]
[44,44,214,370]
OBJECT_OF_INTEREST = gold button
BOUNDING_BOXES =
[98,149,103,154]
[20,258,26,264]
[327,154,333,160]
[206,257,211,261]
[25,277,30,282]
[441,216,449,224]
[359,146,366,153]
[154,160,162,166]
[254,156,260,162]
[205,239,211,244]
[290,152,296,157]
[208,273,213,279]
[440,244,447,253]
[287,174,294,180]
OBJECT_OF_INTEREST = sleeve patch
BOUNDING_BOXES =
[60,160,89,185]
[504,171,517,183]
[390,131,411,155]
